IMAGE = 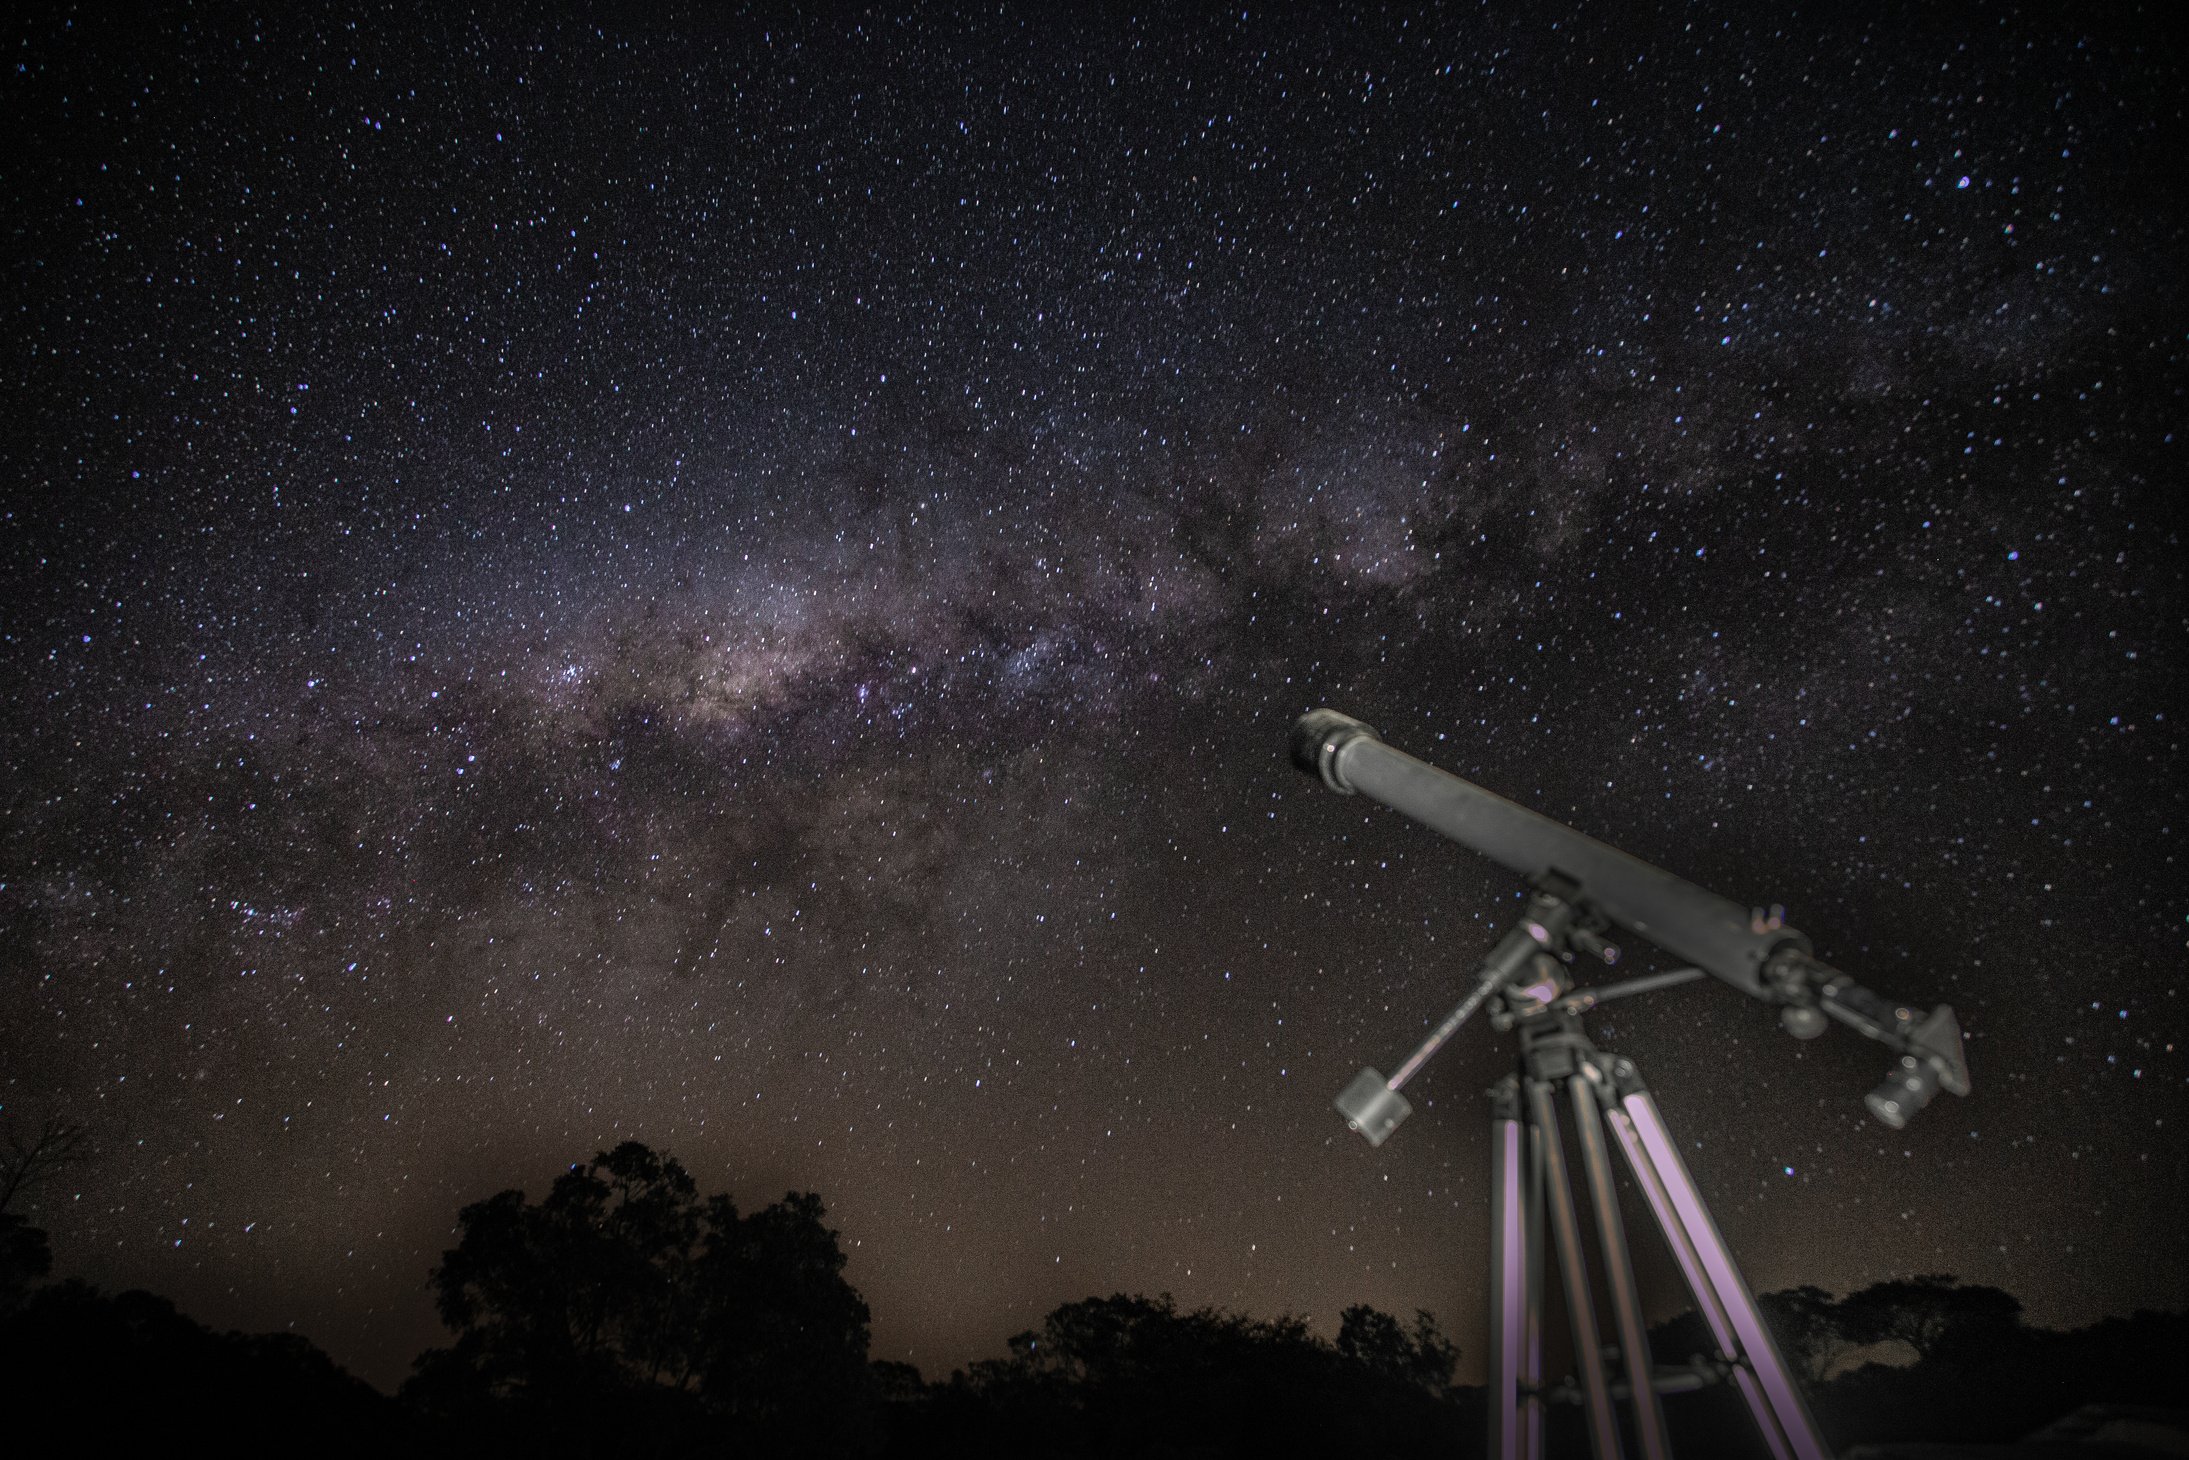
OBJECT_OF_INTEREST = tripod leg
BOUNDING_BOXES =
[1525,1077,1624,1460]
[1606,1106,1797,1460]
[1570,1071,1672,1460]
[1524,1120,1545,1460]
[1619,1089,1833,1460]
[1490,1079,1527,1460]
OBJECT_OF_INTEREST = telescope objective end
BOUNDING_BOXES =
[1291,709,1381,794]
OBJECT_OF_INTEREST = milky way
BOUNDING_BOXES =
[2,6,2180,1388]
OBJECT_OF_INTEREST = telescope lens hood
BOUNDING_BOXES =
[1291,709,1380,793]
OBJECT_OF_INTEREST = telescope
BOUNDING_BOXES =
[1291,709,1969,1132]
[1290,709,1972,1460]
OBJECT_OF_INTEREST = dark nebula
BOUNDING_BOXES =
[1,5,2180,1389]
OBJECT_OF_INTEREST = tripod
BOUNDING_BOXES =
[1337,885,1833,1460]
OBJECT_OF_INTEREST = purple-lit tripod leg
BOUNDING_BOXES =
[1490,1080,1528,1460]
[1606,1105,1798,1460]
[1524,1119,1544,1460]
[1620,1090,1833,1460]
[1571,1071,1671,1460]
[1525,1077,1624,1460]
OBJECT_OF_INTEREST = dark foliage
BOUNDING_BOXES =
[0,1213,52,1316]
[403,1140,877,1458]
[5,1143,2184,1459]
[1812,1306,2189,1451]
[0,1276,411,1454]
[1648,1275,2189,1456]
[1336,1301,1465,1392]
[878,1291,1478,1459]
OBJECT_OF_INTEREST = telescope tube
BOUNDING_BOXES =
[1290,709,1798,998]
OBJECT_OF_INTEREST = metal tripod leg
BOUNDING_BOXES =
[1488,1078,1549,1460]
[1606,1102,1797,1460]
[1490,1079,1528,1460]
[1570,1067,1672,1460]
[1525,1076,1623,1460]
[1489,1012,1832,1459]
[1614,1075,1833,1460]
[1524,1118,1546,1459]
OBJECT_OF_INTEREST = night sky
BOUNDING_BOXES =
[3,4,2181,1394]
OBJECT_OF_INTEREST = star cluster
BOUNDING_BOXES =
[1,5,2180,1388]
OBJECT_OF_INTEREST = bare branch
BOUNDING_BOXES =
[0,1115,88,1218]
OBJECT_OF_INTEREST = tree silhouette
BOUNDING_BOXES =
[0,1113,81,1318]
[0,1214,50,1316]
[1,1279,406,1453]
[1335,1303,1462,1394]
[1836,1273,2024,1363]
[404,1140,874,1456]
[696,1188,875,1444]
[423,1140,703,1398]
[905,1292,1475,1458]
[1756,1284,1847,1380]
[1633,1273,2180,1453]
[0,1114,85,1218]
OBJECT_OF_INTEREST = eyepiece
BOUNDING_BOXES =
[1290,709,1380,794]
[1864,1055,1942,1130]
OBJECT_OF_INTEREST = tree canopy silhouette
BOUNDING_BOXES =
[0,1277,406,1454]
[7,1124,2179,1459]
[0,1213,50,1317]
[404,1140,874,1457]
[887,1291,1474,1458]
[1642,1273,2189,1454]
[1835,1272,2025,1363]
[1335,1302,1463,1394]
[0,1113,80,1315]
